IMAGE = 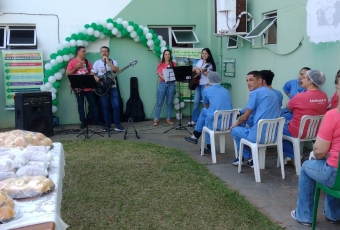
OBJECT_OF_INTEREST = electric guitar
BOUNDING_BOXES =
[188,63,209,90]
[93,59,138,96]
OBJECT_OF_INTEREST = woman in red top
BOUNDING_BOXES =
[328,70,340,110]
[153,49,177,126]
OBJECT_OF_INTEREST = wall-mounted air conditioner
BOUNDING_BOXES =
[214,0,248,35]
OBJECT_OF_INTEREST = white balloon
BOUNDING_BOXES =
[40,85,47,92]
[139,25,144,29]
[49,87,57,93]
[106,23,114,30]
[50,59,57,66]
[51,92,56,100]
[69,39,77,47]
[62,55,70,62]
[127,25,134,32]
[160,40,166,47]
[62,41,70,48]
[99,33,105,39]
[79,27,87,34]
[87,27,94,36]
[56,56,63,63]
[76,40,84,46]
[161,47,167,53]
[130,31,137,38]
[111,28,119,35]
[158,35,163,41]
[116,32,122,38]
[116,18,123,24]
[101,21,107,27]
[173,98,179,105]
[59,68,66,74]
[174,104,180,110]
[175,93,179,98]
[45,82,52,89]
[122,21,129,28]
[95,20,102,25]
[44,63,52,70]
[57,44,63,50]
[52,105,58,113]
[134,36,140,42]
[180,102,185,108]
[48,76,56,83]
[160,54,163,59]
[147,40,154,47]
[69,54,75,59]
[143,27,149,34]
[94,30,100,38]
[54,72,63,80]
[146,33,153,40]
[83,41,89,47]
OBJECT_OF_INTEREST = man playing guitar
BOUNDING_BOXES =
[91,46,125,132]
[66,46,101,129]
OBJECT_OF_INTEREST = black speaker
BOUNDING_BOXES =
[14,92,54,137]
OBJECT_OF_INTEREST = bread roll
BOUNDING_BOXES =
[3,197,14,209]
[0,193,7,206]
[42,179,55,191]
[0,205,15,221]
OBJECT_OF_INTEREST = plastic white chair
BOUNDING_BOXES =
[200,109,239,163]
[279,115,324,176]
[238,117,286,182]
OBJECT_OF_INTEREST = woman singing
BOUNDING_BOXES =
[153,49,177,126]
[188,48,216,126]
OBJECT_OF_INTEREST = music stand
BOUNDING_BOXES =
[164,66,192,134]
[68,74,104,140]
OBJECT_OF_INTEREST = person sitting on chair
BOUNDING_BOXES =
[66,46,101,129]
[231,71,279,168]
[91,46,125,132]
[328,69,340,110]
[184,71,232,153]
[282,70,328,162]
[291,90,340,226]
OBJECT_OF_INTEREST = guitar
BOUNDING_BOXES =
[93,59,138,96]
[188,63,210,90]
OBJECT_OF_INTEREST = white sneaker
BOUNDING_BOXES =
[188,121,196,126]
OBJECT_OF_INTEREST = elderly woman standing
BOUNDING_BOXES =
[291,83,340,226]
[282,70,328,161]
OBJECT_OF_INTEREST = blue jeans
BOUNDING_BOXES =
[154,82,176,120]
[282,120,294,159]
[192,85,205,122]
[195,108,214,145]
[295,160,340,223]
[76,91,99,123]
[100,86,120,127]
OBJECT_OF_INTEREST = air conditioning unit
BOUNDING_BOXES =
[214,0,248,35]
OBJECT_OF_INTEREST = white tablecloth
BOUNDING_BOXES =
[0,142,69,230]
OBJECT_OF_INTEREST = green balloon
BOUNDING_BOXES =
[71,33,78,40]
[65,37,71,42]
[78,32,85,40]
[121,29,128,37]
[69,46,76,54]
[154,45,161,53]
[62,61,68,67]
[156,51,161,57]
[152,33,158,40]
[52,81,61,89]
[97,25,104,32]
[52,99,59,105]
[112,21,117,27]
[45,70,53,77]
[128,21,134,26]
[90,36,96,42]
[133,24,139,31]
[139,35,146,42]
[57,50,64,56]
[62,47,70,55]
[154,38,160,46]
[106,18,114,23]
[91,23,97,30]
[103,28,110,36]
[85,34,91,41]
[136,28,143,36]
[57,63,63,69]
[142,41,148,47]
[117,24,124,31]
[84,24,91,29]
[50,53,57,59]
[43,77,49,83]
[149,29,154,34]
[52,65,59,73]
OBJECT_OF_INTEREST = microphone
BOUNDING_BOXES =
[103,58,106,66]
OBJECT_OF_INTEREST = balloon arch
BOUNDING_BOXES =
[40,18,170,113]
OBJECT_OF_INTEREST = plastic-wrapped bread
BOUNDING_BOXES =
[0,130,53,150]
[0,192,15,221]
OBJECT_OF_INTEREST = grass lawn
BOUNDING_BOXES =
[61,140,284,230]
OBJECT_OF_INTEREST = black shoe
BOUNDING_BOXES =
[80,123,87,129]
[184,136,198,144]
[204,148,211,155]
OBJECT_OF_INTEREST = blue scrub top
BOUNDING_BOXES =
[282,79,306,99]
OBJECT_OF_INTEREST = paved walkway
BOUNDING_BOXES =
[39,118,340,229]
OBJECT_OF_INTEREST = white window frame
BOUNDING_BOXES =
[244,16,277,40]
[171,30,199,44]
[7,28,37,46]
[227,35,238,49]
[263,12,277,45]
[0,27,6,49]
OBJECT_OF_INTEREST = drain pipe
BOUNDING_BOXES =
[220,36,223,83]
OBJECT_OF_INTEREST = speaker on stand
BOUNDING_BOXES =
[14,92,54,137]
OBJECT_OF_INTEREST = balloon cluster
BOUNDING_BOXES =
[173,93,185,111]
[40,18,170,113]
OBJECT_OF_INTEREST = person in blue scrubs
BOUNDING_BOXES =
[184,71,233,153]
[231,71,279,168]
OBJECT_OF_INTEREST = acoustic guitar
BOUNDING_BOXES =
[188,63,210,90]
[93,59,138,96]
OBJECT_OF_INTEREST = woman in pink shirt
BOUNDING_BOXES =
[328,70,340,110]
[153,49,177,126]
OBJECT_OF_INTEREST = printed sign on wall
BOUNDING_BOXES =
[2,50,44,109]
